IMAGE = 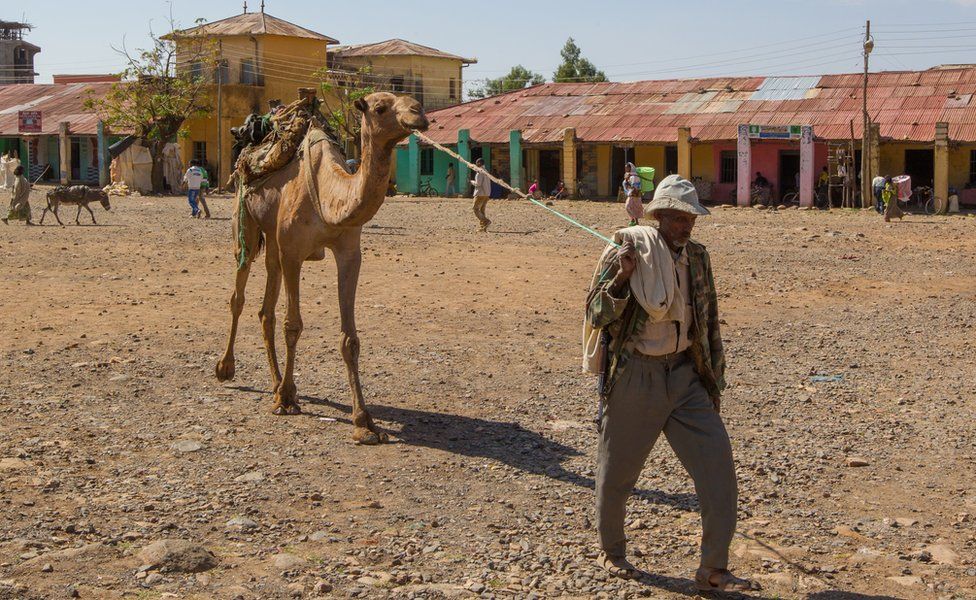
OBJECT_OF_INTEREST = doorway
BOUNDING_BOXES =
[538,149,561,195]
[779,150,800,200]
[904,149,934,187]
[611,147,630,197]
[665,145,678,176]
[70,137,81,181]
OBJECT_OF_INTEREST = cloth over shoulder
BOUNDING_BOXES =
[582,225,685,373]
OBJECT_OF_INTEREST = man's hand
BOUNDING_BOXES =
[711,396,722,413]
[612,241,637,286]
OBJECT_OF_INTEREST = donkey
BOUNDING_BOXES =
[40,185,111,225]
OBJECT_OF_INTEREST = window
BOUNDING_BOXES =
[193,142,207,163]
[449,78,457,100]
[970,150,976,183]
[390,76,404,92]
[420,148,434,176]
[720,151,737,184]
[240,58,261,86]
[189,62,204,81]
[213,59,229,84]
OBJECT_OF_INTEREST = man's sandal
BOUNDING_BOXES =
[596,551,639,580]
[695,567,760,592]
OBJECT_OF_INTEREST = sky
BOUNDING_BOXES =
[22,0,976,96]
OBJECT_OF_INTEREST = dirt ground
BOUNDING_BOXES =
[1,188,975,600]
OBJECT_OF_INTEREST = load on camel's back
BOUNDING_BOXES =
[40,185,111,226]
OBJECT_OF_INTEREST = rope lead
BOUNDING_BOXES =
[411,131,620,249]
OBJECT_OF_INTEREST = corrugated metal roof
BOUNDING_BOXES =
[0,83,115,136]
[422,66,976,145]
[750,76,821,101]
[167,11,338,44]
[331,38,476,64]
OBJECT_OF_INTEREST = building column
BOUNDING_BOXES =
[934,122,949,214]
[457,129,471,196]
[509,130,523,191]
[562,128,577,196]
[405,134,420,195]
[677,127,692,179]
[799,126,814,207]
[736,124,751,206]
[97,121,108,187]
[59,122,71,184]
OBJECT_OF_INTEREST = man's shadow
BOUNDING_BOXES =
[295,392,698,511]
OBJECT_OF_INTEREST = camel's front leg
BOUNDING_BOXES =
[215,261,251,382]
[334,230,388,445]
[273,252,303,415]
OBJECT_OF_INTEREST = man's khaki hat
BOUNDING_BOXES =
[644,174,710,216]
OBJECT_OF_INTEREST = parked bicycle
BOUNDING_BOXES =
[912,186,936,214]
[418,177,439,197]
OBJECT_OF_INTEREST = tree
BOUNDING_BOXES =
[552,37,607,83]
[86,21,217,193]
[469,65,545,99]
[316,64,375,154]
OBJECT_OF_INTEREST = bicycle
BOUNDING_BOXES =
[910,186,935,214]
[782,189,800,206]
[418,177,439,197]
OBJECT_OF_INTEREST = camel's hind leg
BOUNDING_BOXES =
[215,213,261,382]
[259,237,283,391]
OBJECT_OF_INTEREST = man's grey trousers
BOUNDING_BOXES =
[596,352,737,569]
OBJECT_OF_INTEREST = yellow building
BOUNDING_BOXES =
[167,8,338,186]
[329,39,476,111]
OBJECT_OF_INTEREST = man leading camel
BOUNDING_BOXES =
[583,175,757,592]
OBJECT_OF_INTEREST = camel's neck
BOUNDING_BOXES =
[321,133,394,227]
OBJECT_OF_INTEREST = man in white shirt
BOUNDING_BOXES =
[182,159,205,218]
[470,158,491,232]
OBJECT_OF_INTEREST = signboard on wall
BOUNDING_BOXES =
[18,111,41,133]
[747,124,801,140]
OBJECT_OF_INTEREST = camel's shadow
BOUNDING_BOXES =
[293,392,699,511]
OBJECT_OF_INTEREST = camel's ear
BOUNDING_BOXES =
[354,98,369,113]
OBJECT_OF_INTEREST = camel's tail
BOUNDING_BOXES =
[234,179,264,270]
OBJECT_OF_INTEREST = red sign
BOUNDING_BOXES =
[18,111,41,133]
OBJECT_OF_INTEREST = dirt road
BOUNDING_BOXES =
[1,189,975,599]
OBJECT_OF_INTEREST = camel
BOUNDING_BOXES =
[215,91,428,445]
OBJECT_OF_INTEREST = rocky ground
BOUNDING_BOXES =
[1,188,975,599]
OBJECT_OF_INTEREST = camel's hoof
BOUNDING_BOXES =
[353,428,389,445]
[271,400,301,416]
[215,358,235,382]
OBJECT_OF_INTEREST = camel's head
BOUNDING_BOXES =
[355,92,429,145]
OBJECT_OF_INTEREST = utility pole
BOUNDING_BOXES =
[861,20,874,209]
[216,40,223,191]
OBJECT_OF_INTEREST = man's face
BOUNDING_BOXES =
[654,209,697,249]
